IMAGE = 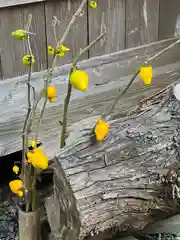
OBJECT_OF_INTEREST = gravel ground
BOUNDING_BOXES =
[1,187,180,240]
[0,191,19,240]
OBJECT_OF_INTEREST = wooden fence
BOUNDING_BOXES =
[0,0,180,80]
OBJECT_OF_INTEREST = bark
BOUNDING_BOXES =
[45,84,180,240]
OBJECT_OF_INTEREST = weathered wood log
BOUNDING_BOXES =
[45,83,180,239]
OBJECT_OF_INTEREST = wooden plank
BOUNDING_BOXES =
[0,2,47,79]
[159,0,180,40]
[126,0,159,48]
[88,0,126,58]
[0,37,179,159]
[0,52,3,80]
[45,0,88,67]
[0,0,45,8]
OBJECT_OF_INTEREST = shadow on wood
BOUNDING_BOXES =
[45,84,180,239]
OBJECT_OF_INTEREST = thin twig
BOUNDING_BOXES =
[59,0,88,45]
[60,32,107,148]
[21,13,34,212]
[148,39,180,62]
[73,31,107,66]
[33,0,88,142]
[104,38,180,118]
[52,16,60,45]
[60,77,72,148]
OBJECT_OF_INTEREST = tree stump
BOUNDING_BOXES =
[45,83,180,240]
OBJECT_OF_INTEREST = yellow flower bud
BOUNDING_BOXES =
[56,45,70,56]
[70,70,88,92]
[12,29,27,40]
[27,148,48,169]
[139,66,152,85]
[89,0,97,8]
[17,190,23,197]
[60,45,70,52]
[30,140,37,149]
[48,45,55,55]
[95,119,109,141]
[9,180,23,196]
[45,85,56,103]
[12,165,19,175]
[49,97,55,103]
[56,50,64,57]
[22,55,35,66]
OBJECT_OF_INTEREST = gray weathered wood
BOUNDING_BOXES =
[45,0,88,67]
[159,0,180,40]
[0,52,3,80]
[46,85,180,239]
[0,37,179,159]
[0,0,45,8]
[0,2,47,79]
[88,0,126,58]
[143,214,180,234]
[126,0,159,48]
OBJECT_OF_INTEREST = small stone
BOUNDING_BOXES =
[173,83,180,101]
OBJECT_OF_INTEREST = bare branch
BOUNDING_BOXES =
[105,38,180,118]
[60,31,107,148]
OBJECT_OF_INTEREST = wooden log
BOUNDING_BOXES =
[45,83,180,239]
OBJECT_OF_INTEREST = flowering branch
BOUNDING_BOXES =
[19,14,36,212]
[60,31,107,148]
[33,0,88,142]
[104,38,180,118]
[22,14,33,160]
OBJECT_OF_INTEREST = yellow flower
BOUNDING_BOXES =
[56,45,70,57]
[94,119,109,141]
[27,148,48,169]
[12,29,27,40]
[22,55,35,66]
[17,191,23,197]
[70,70,88,92]
[139,66,152,85]
[12,165,19,175]
[30,139,37,149]
[9,180,23,197]
[48,45,55,55]
[45,85,56,103]
[89,0,97,8]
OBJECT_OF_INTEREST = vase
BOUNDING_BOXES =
[18,207,41,240]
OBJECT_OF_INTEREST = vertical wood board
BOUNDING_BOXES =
[159,0,180,40]
[126,0,159,48]
[0,2,47,79]
[0,0,45,8]
[88,0,126,58]
[0,52,3,80]
[45,0,88,67]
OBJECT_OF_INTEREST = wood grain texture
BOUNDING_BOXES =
[0,2,47,79]
[0,0,45,8]
[0,52,3,80]
[88,0,126,58]
[46,87,180,239]
[0,38,179,159]
[126,0,159,48]
[45,0,88,67]
[159,0,180,40]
